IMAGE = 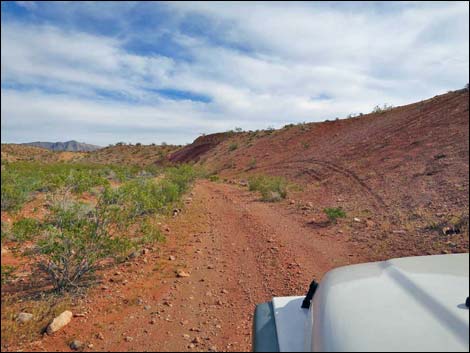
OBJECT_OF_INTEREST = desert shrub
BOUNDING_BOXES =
[1,221,11,243]
[36,198,133,291]
[247,158,257,170]
[11,218,41,242]
[118,164,197,217]
[248,175,287,202]
[209,175,220,182]
[372,103,393,114]
[228,143,238,152]
[324,207,346,223]
[302,142,310,149]
[1,265,16,284]
[1,169,34,211]
[139,219,166,245]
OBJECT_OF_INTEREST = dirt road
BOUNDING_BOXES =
[25,180,364,352]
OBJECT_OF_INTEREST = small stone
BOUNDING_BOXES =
[95,332,105,340]
[17,312,33,323]
[169,255,176,261]
[353,217,361,222]
[176,270,190,278]
[150,319,157,325]
[144,305,152,311]
[70,340,84,351]
[124,336,133,342]
[46,311,73,334]
[192,337,202,344]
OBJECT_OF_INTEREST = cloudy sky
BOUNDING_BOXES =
[1,1,468,146]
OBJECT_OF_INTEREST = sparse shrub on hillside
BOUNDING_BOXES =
[302,142,310,149]
[209,175,220,182]
[324,207,346,223]
[248,175,287,202]
[372,103,393,114]
[228,143,238,152]
[247,158,257,170]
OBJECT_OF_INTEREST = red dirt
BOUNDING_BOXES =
[6,180,366,352]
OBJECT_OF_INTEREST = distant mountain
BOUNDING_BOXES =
[22,140,102,152]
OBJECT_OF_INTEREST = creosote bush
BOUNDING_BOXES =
[248,174,287,202]
[324,207,347,223]
[27,164,198,291]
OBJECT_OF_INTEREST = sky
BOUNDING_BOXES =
[1,1,469,146]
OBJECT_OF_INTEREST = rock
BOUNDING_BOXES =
[17,312,33,324]
[124,336,133,342]
[150,318,157,325]
[366,220,375,228]
[70,340,84,351]
[46,311,73,334]
[176,270,190,278]
[207,264,215,270]
[95,332,105,340]
[221,289,228,294]
[192,337,202,344]
[169,255,176,261]
[142,248,150,255]
[127,251,140,260]
[144,305,152,311]
[353,217,361,222]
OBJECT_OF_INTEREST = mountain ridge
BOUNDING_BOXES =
[22,140,101,152]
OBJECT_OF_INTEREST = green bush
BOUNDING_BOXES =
[139,218,166,245]
[209,175,220,182]
[248,175,287,202]
[1,221,11,243]
[37,198,133,291]
[12,218,41,242]
[324,207,346,223]
[228,143,238,152]
[1,265,16,284]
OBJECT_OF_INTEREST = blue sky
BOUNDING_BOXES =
[1,1,468,145]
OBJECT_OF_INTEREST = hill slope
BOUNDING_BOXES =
[178,88,469,258]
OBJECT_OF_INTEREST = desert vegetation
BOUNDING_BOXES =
[1,159,200,344]
[248,174,288,202]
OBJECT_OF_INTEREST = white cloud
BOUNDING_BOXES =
[1,1,468,144]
